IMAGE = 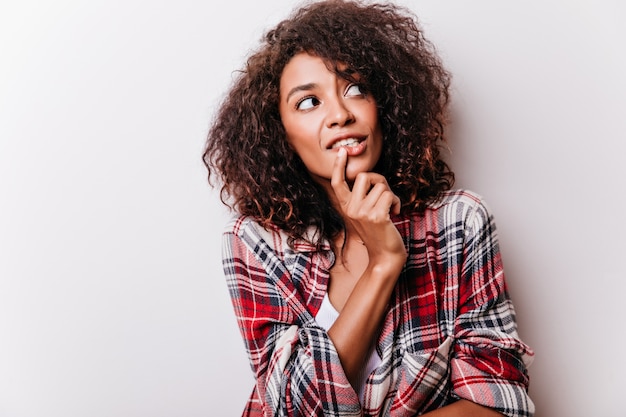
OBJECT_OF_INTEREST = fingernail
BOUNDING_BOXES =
[338,148,346,157]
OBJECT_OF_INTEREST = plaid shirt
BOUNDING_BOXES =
[222,190,534,417]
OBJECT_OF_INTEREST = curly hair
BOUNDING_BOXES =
[204,0,454,248]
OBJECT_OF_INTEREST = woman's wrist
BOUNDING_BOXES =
[364,254,406,285]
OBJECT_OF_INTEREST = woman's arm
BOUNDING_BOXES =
[447,196,535,417]
[223,221,361,416]
[326,148,407,387]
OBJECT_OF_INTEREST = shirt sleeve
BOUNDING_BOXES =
[222,226,362,417]
[451,198,535,417]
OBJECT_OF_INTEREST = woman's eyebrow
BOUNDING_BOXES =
[285,83,317,102]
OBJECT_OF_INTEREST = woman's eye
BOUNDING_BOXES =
[296,96,319,110]
[345,84,365,97]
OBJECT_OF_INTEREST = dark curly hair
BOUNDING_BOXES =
[204,0,454,248]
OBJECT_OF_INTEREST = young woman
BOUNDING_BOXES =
[204,1,534,416]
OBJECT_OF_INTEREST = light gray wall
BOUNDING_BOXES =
[1,1,624,416]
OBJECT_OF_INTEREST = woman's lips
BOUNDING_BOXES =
[331,137,367,156]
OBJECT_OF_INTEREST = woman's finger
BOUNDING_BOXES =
[390,193,401,215]
[350,172,389,201]
[330,148,351,204]
[355,183,401,220]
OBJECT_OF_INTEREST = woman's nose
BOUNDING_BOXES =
[325,98,355,128]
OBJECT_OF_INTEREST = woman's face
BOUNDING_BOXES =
[279,53,383,185]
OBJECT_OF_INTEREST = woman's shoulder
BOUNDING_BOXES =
[223,214,324,254]
[428,188,486,210]
[397,189,496,231]
[428,189,494,219]
[222,214,286,248]
[223,214,275,238]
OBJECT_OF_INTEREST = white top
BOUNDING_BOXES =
[314,293,383,403]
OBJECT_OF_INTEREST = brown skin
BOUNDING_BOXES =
[279,53,383,184]
[325,147,405,385]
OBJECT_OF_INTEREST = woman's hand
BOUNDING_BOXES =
[330,147,407,272]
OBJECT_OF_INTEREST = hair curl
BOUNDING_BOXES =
[204,0,454,248]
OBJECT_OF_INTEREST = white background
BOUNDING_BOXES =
[1,1,624,416]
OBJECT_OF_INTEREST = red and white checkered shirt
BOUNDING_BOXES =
[222,189,534,416]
